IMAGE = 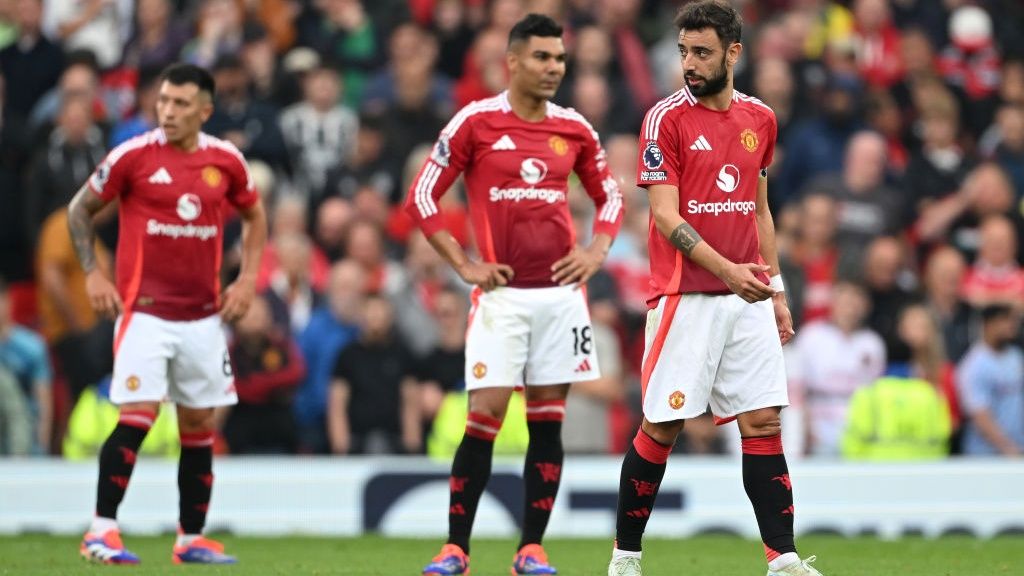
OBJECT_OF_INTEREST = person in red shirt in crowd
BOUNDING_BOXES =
[962,214,1024,310]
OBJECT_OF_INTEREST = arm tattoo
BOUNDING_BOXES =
[67,186,102,273]
[670,221,703,256]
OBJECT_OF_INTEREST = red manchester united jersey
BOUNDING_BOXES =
[404,91,624,288]
[636,87,777,303]
[87,129,259,321]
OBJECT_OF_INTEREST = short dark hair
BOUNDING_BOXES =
[981,304,1014,323]
[508,13,563,49]
[674,0,742,47]
[160,63,216,100]
[0,275,6,294]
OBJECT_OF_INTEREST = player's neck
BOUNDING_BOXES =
[696,85,734,112]
[508,90,548,122]
[169,133,201,153]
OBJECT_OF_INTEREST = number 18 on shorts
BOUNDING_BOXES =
[464,285,600,389]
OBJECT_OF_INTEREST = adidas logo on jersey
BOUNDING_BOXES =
[148,167,173,184]
[689,135,713,151]
[492,134,516,150]
[574,358,592,373]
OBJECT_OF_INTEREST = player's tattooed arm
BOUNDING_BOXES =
[669,221,703,255]
[67,184,107,273]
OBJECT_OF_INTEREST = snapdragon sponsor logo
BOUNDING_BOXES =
[489,187,566,204]
[146,219,219,240]
[687,198,756,216]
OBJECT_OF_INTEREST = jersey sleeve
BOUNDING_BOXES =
[87,139,139,201]
[636,107,681,188]
[761,109,778,171]
[402,110,475,238]
[573,119,624,239]
[221,143,260,210]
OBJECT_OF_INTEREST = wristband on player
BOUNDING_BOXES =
[769,274,785,293]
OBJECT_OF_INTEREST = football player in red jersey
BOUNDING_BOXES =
[69,64,266,565]
[607,2,823,576]
[406,13,624,576]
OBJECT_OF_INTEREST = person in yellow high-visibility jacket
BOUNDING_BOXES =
[427,390,529,459]
[841,376,951,460]
[63,382,179,460]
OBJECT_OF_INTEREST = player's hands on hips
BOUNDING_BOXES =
[220,276,255,323]
[85,269,123,320]
[551,245,606,288]
[722,263,774,303]
[773,293,796,345]
[457,261,514,291]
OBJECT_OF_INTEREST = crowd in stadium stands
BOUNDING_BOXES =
[2,0,1024,460]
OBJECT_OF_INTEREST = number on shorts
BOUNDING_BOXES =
[572,326,593,356]
[222,351,233,377]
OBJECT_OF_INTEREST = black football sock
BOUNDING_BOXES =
[742,434,797,563]
[447,412,500,554]
[95,410,154,521]
[518,400,566,549]
[178,431,215,535]
[614,429,672,552]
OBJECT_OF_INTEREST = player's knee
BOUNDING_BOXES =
[741,412,782,437]
[641,419,684,446]
[177,407,216,433]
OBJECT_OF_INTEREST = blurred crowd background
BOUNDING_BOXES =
[1,0,1024,461]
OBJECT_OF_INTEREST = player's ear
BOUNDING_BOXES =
[727,41,742,67]
[199,95,214,123]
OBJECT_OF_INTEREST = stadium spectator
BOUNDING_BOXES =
[391,230,465,358]
[862,236,920,362]
[255,194,330,294]
[294,259,364,454]
[264,232,323,335]
[792,193,841,325]
[182,0,245,69]
[42,0,129,70]
[0,275,52,455]
[121,0,188,71]
[956,304,1024,456]
[938,5,1001,137]
[415,286,468,432]
[985,103,1024,197]
[109,65,161,147]
[905,86,974,219]
[961,214,1024,310]
[205,54,289,170]
[0,363,31,455]
[314,196,353,262]
[429,0,475,80]
[223,295,304,454]
[923,246,974,363]
[793,281,885,456]
[35,206,113,399]
[0,0,64,122]
[322,111,398,205]
[327,292,419,454]
[279,64,358,201]
[303,0,384,109]
[63,377,179,460]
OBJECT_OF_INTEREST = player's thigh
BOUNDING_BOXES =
[110,312,174,405]
[167,315,237,408]
[710,298,788,422]
[641,294,735,423]
[527,285,599,386]
[464,288,530,389]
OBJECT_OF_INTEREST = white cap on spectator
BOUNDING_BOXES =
[282,47,321,74]
[950,6,992,50]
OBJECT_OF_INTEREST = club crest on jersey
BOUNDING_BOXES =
[472,362,487,379]
[176,193,202,221]
[716,164,740,193]
[431,135,451,167]
[126,375,140,391]
[202,166,222,187]
[548,135,569,156]
[520,158,548,185]
[668,390,685,410]
[643,140,664,169]
[740,128,758,152]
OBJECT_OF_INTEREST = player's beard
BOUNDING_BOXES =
[685,55,729,97]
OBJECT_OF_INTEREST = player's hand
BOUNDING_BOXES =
[220,277,255,323]
[721,263,774,303]
[457,261,514,292]
[85,269,123,320]
[551,245,606,288]
[773,293,796,345]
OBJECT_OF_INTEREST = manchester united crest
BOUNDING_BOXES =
[740,129,758,153]
[668,390,685,410]
[472,362,487,379]
[548,135,569,156]
[126,375,141,391]
[202,166,222,187]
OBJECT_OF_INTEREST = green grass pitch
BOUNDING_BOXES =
[1,535,1021,575]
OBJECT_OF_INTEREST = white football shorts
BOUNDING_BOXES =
[464,285,600,389]
[640,293,788,423]
[110,312,237,408]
